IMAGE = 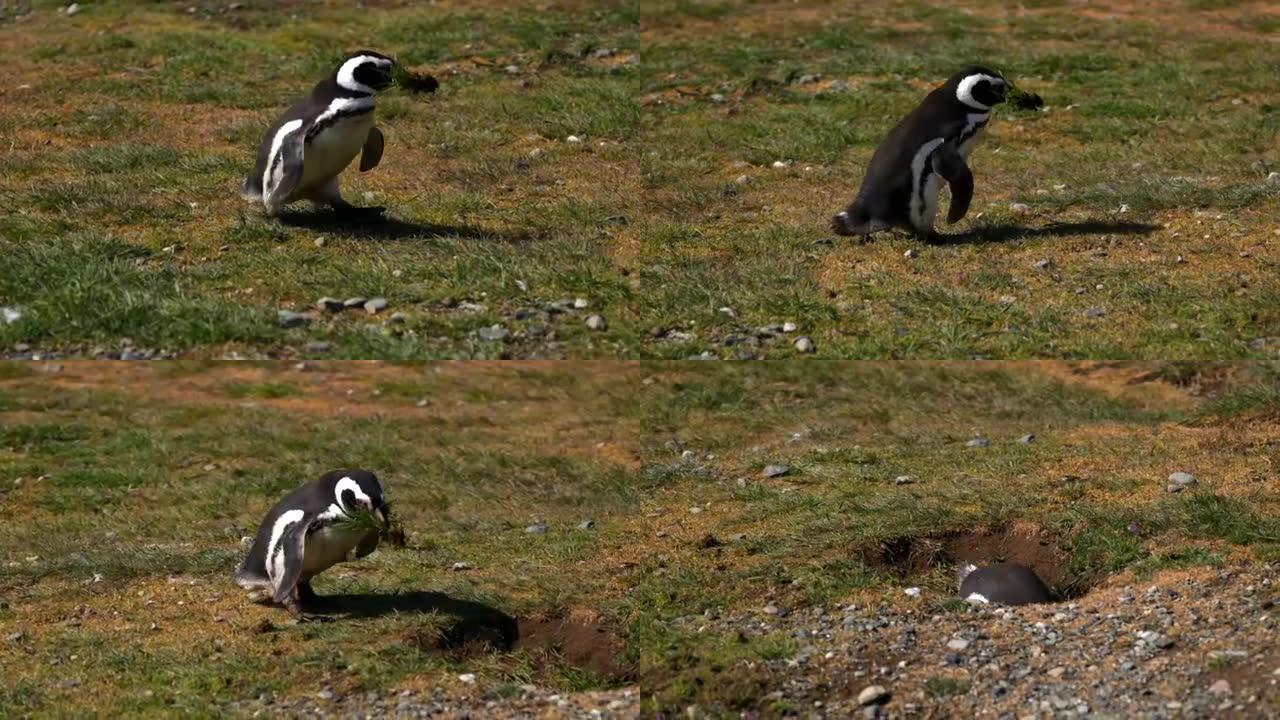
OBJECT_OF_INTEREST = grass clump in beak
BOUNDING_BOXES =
[335,503,408,548]
[390,64,440,94]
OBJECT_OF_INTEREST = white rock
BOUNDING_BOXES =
[782,322,797,333]
[966,592,990,605]
[857,685,889,706]
[1267,172,1280,185]
[1,307,21,325]
[573,297,590,309]
[566,135,583,143]
[1010,202,1031,213]
[903,587,921,597]
[947,637,971,651]
[458,673,476,684]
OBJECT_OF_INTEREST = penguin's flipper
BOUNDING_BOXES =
[262,119,309,213]
[931,143,974,224]
[265,513,313,605]
[359,127,384,172]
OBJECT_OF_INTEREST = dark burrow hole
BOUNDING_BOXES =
[859,525,1094,601]
[407,613,635,683]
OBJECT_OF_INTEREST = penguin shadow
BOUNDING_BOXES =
[275,210,533,244]
[308,590,519,650]
[940,219,1159,245]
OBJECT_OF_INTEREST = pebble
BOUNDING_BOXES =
[966,437,990,448]
[314,236,327,247]
[317,689,334,701]
[577,520,595,530]
[1267,172,1280,185]
[525,523,549,534]
[794,336,816,353]
[947,638,971,651]
[450,562,472,571]
[903,248,917,259]
[477,325,510,342]
[1083,307,1106,318]
[1167,471,1197,493]
[1208,679,1232,696]
[458,673,476,684]
[782,322,797,333]
[566,135,583,143]
[65,3,81,15]
[1,307,22,325]
[585,314,607,331]
[1018,433,1036,443]
[893,475,915,485]
[904,587,921,597]
[343,297,367,309]
[858,685,889,706]
[762,464,791,478]
[1032,259,1051,270]
[573,297,590,309]
[316,297,343,312]
[277,310,310,328]
[363,298,388,314]
[1010,202,1031,213]
[764,604,781,615]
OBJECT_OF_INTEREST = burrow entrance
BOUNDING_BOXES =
[858,524,1092,600]
[406,611,634,683]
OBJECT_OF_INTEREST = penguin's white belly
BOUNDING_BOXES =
[294,114,373,198]
[919,174,944,229]
[301,525,366,578]
[959,127,985,159]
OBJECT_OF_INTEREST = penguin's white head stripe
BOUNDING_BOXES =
[266,509,305,585]
[334,476,373,515]
[337,54,394,94]
[956,73,1004,110]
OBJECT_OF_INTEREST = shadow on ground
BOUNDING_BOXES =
[312,590,520,649]
[277,210,533,243]
[945,220,1160,244]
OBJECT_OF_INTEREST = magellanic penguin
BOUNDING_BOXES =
[956,561,1053,606]
[234,469,389,617]
[831,66,1041,240]
[240,50,433,216]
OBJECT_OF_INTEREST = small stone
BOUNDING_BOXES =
[1083,307,1106,318]
[1010,202,1031,213]
[947,638,971,651]
[762,464,791,478]
[1047,666,1066,679]
[276,310,309,328]
[1267,172,1280,185]
[966,437,990,448]
[458,673,476,684]
[585,314,607,331]
[1018,434,1036,443]
[65,3,81,15]
[504,65,520,74]
[388,312,407,325]
[903,587,921,597]
[577,520,594,530]
[794,336,816,353]
[477,325,510,342]
[313,236,327,247]
[1,307,23,325]
[343,297,367,309]
[525,523,549,534]
[782,322,797,333]
[316,297,344,312]
[566,135,583,143]
[1167,471,1197,493]
[903,248,917,258]
[857,685,889,706]
[893,475,915,485]
[573,297,590,309]
[1032,259,1051,270]
[451,562,472,571]
[317,689,334,701]
[364,297,388,314]
[1208,680,1232,696]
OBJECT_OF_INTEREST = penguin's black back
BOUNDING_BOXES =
[959,562,1053,605]
[236,475,336,580]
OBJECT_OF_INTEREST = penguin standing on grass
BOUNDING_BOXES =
[240,50,438,217]
[234,469,390,618]
[831,66,1042,240]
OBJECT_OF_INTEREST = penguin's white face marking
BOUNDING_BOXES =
[334,476,374,516]
[909,137,946,230]
[266,509,305,585]
[955,73,1005,111]
[337,55,394,95]
[263,118,304,207]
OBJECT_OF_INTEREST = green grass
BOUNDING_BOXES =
[3,0,1280,358]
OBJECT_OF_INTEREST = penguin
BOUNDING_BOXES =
[234,469,389,617]
[956,562,1053,606]
[831,66,1039,240]
[240,50,426,217]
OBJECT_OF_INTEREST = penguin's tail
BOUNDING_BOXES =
[955,562,978,588]
[240,176,262,203]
